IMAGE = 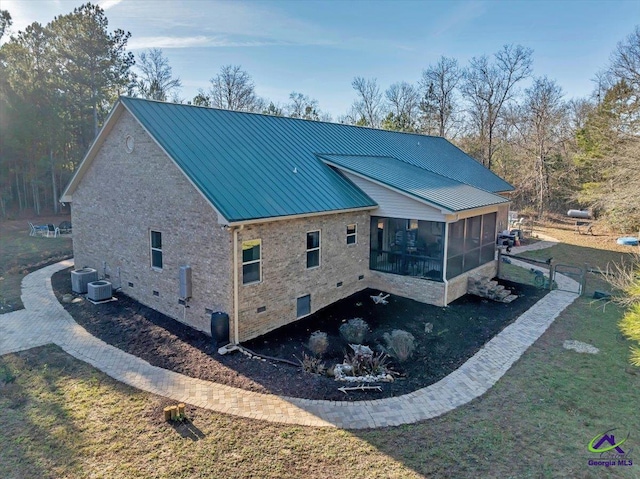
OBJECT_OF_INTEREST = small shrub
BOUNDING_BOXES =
[307,331,329,356]
[606,252,640,366]
[339,318,369,344]
[383,329,416,362]
[0,364,16,385]
[297,352,326,375]
[343,344,390,376]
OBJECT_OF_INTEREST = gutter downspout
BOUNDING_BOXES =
[232,225,244,345]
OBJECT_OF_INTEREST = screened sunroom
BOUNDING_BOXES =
[370,217,445,280]
[369,212,498,282]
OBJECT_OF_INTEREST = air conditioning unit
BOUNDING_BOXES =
[87,280,113,301]
[71,268,98,293]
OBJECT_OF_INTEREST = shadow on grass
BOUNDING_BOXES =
[0,346,85,479]
[171,419,207,441]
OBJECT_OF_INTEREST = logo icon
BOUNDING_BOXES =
[588,429,628,454]
[587,429,634,468]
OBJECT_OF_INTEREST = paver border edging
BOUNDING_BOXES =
[1,256,579,429]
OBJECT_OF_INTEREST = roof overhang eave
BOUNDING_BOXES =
[444,201,511,222]
[223,205,379,227]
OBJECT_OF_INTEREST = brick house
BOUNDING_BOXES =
[61,97,513,343]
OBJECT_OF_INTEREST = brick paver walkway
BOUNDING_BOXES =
[1,248,578,429]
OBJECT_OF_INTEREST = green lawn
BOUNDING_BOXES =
[1,228,639,478]
[0,219,72,311]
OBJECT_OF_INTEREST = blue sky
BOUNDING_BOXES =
[4,0,639,117]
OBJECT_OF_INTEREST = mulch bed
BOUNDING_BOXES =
[51,268,547,401]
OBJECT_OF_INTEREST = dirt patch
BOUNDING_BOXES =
[52,268,547,401]
[533,215,638,253]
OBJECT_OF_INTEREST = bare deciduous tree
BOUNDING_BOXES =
[350,77,384,128]
[567,98,594,131]
[517,77,568,216]
[384,82,420,132]
[419,56,461,137]
[286,92,320,120]
[462,44,533,169]
[209,65,263,112]
[135,48,181,101]
[610,26,640,92]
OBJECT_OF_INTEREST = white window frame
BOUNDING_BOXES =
[346,223,357,245]
[306,230,321,269]
[150,230,163,271]
[242,239,262,285]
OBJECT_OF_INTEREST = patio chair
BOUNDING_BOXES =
[45,223,60,238]
[58,221,72,234]
[29,222,48,236]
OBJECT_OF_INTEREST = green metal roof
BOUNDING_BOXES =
[119,97,512,222]
[319,155,509,212]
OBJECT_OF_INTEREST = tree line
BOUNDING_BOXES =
[1,4,638,231]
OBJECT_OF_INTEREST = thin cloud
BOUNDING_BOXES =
[119,0,337,47]
[431,1,487,38]
[128,34,334,50]
[98,0,125,10]
[128,36,213,49]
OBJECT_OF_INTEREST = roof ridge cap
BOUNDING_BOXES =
[118,96,449,138]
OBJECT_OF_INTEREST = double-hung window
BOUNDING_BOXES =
[150,231,163,270]
[242,239,261,285]
[346,224,357,245]
[306,231,320,268]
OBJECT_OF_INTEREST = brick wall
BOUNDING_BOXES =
[235,211,371,341]
[72,110,233,334]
